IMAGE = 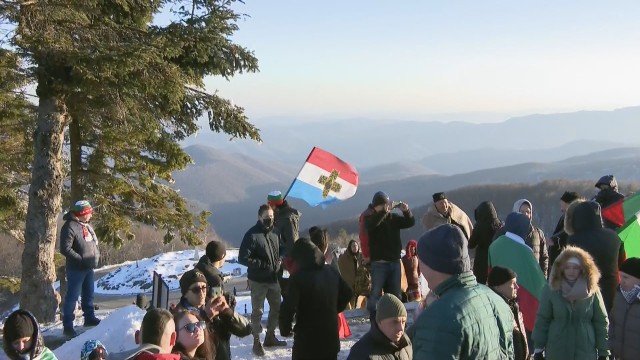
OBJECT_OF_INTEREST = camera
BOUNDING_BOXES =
[207,286,223,299]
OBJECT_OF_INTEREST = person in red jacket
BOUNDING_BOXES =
[401,240,421,302]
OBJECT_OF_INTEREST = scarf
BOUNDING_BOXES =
[621,285,640,304]
[561,277,589,302]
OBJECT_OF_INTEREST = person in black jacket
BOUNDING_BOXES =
[238,204,287,356]
[362,191,415,319]
[279,238,352,360]
[268,190,301,300]
[566,199,623,312]
[549,191,581,268]
[469,201,502,284]
[59,200,101,337]
[593,174,625,230]
[347,293,412,360]
[195,240,252,360]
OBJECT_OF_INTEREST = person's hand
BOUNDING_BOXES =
[211,294,231,315]
[399,202,409,212]
[204,297,221,319]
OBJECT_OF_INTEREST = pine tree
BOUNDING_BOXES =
[1,0,260,321]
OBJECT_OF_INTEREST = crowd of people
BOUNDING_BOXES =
[2,175,640,360]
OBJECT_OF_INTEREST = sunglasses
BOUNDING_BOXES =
[190,285,207,294]
[181,321,207,334]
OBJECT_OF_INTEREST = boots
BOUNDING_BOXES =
[252,336,265,356]
[263,331,287,347]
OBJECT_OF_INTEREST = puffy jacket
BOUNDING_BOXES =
[274,201,301,256]
[59,212,100,270]
[3,310,58,360]
[238,221,281,283]
[412,271,514,359]
[347,320,412,360]
[609,287,640,360]
[566,200,623,312]
[362,205,415,262]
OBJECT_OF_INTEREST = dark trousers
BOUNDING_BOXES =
[367,260,401,315]
[63,267,96,328]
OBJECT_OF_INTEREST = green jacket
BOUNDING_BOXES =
[532,284,610,360]
[412,272,514,359]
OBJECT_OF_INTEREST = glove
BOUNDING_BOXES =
[533,352,545,360]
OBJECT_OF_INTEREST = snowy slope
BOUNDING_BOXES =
[95,249,246,295]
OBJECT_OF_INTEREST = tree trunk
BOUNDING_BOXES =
[69,117,84,203]
[20,96,68,323]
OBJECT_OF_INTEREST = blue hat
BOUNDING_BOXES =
[417,224,470,275]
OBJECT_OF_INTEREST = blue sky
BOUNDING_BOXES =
[198,1,640,122]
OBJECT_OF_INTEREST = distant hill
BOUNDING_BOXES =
[183,106,640,167]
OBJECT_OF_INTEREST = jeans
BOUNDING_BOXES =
[367,260,401,315]
[63,267,96,328]
[249,280,281,336]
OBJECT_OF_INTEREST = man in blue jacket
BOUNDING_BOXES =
[60,200,101,337]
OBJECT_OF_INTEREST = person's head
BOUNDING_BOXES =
[72,199,93,222]
[560,191,580,214]
[563,257,582,282]
[488,266,518,300]
[137,308,176,354]
[173,311,207,357]
[258,204,274,230]
[205,240,227,268]
[595,174,618,192]
[81,340,108,360]
[371,191,390,211]
[405,240,417,257]
[375,294,407,344]
[620,258,640,292]
[504,212,532,239]
[417,224,470,291]
[267,190,284,209]
[549,246,600,291]
[348,240,360,255]
[513,199,532,220]
[309,226,328,254]
[3,310,35,355]
[432,192,449,215]
[180,269,208,307]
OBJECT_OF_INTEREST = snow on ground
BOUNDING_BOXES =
[95,249,246,295]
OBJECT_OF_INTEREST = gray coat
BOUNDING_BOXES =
[609,288,640,360]
[59,212,100,270]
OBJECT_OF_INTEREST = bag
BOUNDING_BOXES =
[337,312,352,339]
[354,264,371,297]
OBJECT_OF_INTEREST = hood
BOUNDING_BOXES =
[289,237,324,271]
[549,245,600,293]
[405,240,417,257]
[512,199,533,215]
[504,212,531,239]
[564,200,603,235]
[595,175,618,190]
[475,201,499,224]
[2,310,46,360]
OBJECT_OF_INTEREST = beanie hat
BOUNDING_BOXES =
[81,339,108,360]
[267,191,284,207]
[487,266,517,287]
[375,294,407,322]
[179,269,207,295]
[596,175,618,190]
[417,224,470,275]
[432,192,446,203]
[205,241,226,262]
[3,311,35,343]
[620,257,640,279]
[504,212,532,240]
[72,200,93,216]
[561,191,580,204]
[372,191,390,207]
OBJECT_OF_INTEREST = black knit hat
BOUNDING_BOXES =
[205,241,226,262]
[372,191,390,206]
[620,257,640,279]
[560,191,580,203]
[179,269,207,295]
[417,224,469,275]
[487,266,517,287]
[432,192,446,202]
[3,311,35,343]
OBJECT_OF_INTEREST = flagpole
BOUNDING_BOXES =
[283,147,317,201]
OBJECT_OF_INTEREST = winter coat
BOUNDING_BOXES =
[2,310,58,360]
[422,202,474,239]
[59,212,100,270]
[532,247,610,360]
[401,240,420,290]
[347,320,412,360]
[469,201,502,284]
[492,292,529,360]
[511,199,549,277]
[238,221,281,284]
[565,200,623,312]
[412,271,514,359]
[195,255,224,288]
[280,238,353,360]
[362,205,415,262]
[274,201,301,256]
[609,287,640,360]
[548,214,568,268]
[338,240,363,290]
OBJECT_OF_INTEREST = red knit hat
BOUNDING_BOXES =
[72,200,93,216]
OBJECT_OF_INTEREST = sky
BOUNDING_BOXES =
[190,1,640,122]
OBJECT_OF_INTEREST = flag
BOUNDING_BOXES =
[286,147,358,207]
[488,235,547,332]
[618,215,640,259]
[602,192,640,228]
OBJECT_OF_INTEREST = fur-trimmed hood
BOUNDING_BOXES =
[564,200,603,235]
[548,246,601,294]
